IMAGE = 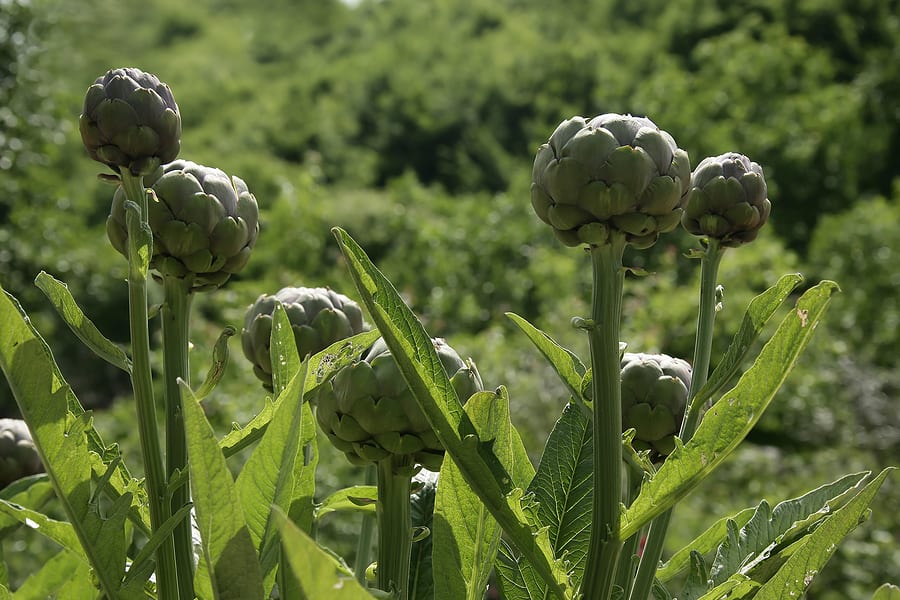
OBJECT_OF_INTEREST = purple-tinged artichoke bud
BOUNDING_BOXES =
[621,352,691,461]
[0,419,43,488]
[531,114,691,249]
[241,286,368,391]
[79,68,181,176]
[314,338,483,471]
[682,153,771,247]
[107,160,259,290]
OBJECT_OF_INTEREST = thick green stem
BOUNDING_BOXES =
[376,456,413,600]
[120,171,178,600]
[356,465,377,586]
[628,239,725,600]
[161,275,195,598]
[581,237,627,600]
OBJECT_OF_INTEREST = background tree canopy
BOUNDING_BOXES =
[1,0,898,596]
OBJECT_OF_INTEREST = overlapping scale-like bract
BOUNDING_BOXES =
[531,113,691,249]
[241,286,367,391]
[313,338,483,471]
[620,352,692,461]
[79,67,181,175]
[107,160,259,290]
[682,152,771,247]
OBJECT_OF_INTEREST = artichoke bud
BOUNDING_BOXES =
[682,152,771,247]
[241,286,368,391]
[107,160,259,290]
[79,68,181,175]
[314,338,483,470]
[532,113,691,249]
[0,419,44,489]
[620,352,691,462]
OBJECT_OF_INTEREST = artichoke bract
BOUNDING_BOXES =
[620,352,691,460]
[107,159,259,290]
[241,286,368,391]
[682,152,771,247]
[0,419,43,488]
[79,67,181,176]
[314,338,482,471]
[531,113,691,249]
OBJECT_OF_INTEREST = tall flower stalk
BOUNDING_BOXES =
[531,113,692,598]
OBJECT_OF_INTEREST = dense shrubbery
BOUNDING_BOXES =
[1,0,898,595]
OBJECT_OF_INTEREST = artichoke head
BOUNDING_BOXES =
[531,114,691,249]
[0,419,43,488]
[107,160,259,290]
[241,286,368,391]
[682,153,771,247]
[620,352,691,461]
[79,68,181,176]
[314,338,483,471]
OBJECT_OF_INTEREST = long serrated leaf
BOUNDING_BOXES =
[0,287,130,597]
[873,584,900,600]
[527,403,592,589]
[13,549,96,600]
[690,274,803,412]
[681,551,710,600]
[274,507,373,599]
[35,271,132,374]
[495,540,551,600]
[315,486,378,520]
[505,313,588,414]
[434,390,532,600]
[270,303,300,397]
[0,500,85,559]
[622,281,839,538]
[235,356,309,594]
[333,227,570,599]
[657,506,755,583]
[193,327,235,402]
[219,330,380,457]
[180,380,265,600]
[709,471,869,586]
[704,468,893,600]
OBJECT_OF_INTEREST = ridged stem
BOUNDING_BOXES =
[376,456,412,600]
[356,465,377,586]
[581,235,626,600]
[628,239,725,600]
[161,274,195,598]
[119,171,178,600]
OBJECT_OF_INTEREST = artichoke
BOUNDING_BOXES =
[314,338,482,471]
[620,352,691,460]
[531,113,691,249]
[107,159,259,290]
[682,152,771,247]
[79,67,181,175]
[0,419,43,488]
[241,286,368,391]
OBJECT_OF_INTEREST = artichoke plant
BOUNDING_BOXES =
[106,159,259,290]
[314,338,483,471]
[79,67,181,176]
[0,418,43,488]
[241,286,368,391]
[531,113,691,249]
[682,152,771,246]
[620,352,692,460]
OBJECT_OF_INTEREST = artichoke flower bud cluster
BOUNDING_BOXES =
[107,160,259,290]
[531,113,691,249]
[682,152,771,247]
[241,286,368,391]
[621,352,692,461]
[0,419,43,489]
[313,338,483,472]
[79,67,181,176]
